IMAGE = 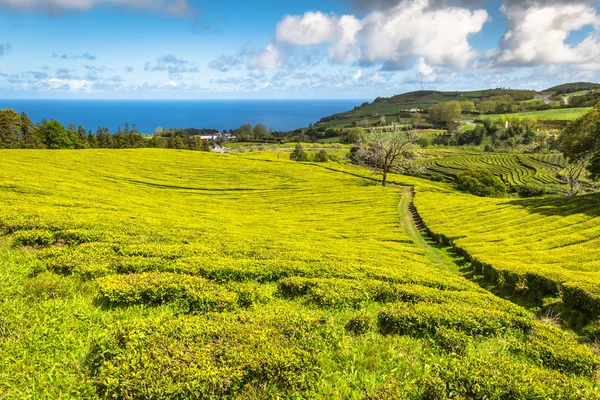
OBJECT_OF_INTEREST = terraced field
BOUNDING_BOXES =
[414,186,600,325]
[413,149,567,187]
[1,149,599,398]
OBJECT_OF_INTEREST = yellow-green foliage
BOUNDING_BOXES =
[0,149,599,398]
[412,148,567,187]
[414,187,600,318]
[96,273,240,312]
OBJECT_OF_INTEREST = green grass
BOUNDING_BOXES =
[224,141,349,150]
[480,107,590,122]
[0,149,599,398]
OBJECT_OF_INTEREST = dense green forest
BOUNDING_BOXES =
[0,109,212,151]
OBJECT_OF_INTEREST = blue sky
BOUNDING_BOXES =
[0,0,599,99]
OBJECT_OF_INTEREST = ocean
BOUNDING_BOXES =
[0,99,365,134]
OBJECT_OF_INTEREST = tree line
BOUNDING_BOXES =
[0,109,211,151]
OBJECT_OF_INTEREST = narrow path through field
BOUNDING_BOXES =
[398,187,462,275]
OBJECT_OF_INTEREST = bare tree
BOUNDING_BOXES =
[564,157,588,196]
[352,127,415,187]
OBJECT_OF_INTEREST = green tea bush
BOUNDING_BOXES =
[419,356,600,400]
[226,282,273,307]
[432,327,472,355]
[377,302,532,337]
[87,311,332,399]
[345,310,373,335]
[96,272,238,313]
[12,229,54,248]
[54,229,103,245]
[23,272,76,300]
[508,323,600,376]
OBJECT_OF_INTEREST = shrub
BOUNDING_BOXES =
[455,170,507,197]
[313,150,330,163]
[377,302,532,337]
[433,327,471,355]
[96,272,239,313]
[508,323,600,376]
[54,229,103,245]
[87,312,329,399]
[420,356,599,400]
[516,184,546,198]
[429,173,444,182]
[289,144,311,162]
[23,272,75,300]
[345,311,373,335]
[12,229,54,248]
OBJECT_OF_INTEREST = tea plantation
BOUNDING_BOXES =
[414,186,600,327]
[0,149,599,399]
[413,149,567,187]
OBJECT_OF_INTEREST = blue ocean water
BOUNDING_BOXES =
[0,99,365,134]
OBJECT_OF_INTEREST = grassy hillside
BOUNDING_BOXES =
[316,89,536,128]
[480,107,591,122]
[315,83,595,129]
[1,149,599,398]
[545,82,600,94]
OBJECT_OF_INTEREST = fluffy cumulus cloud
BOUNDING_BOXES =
[275,12,361,63]
[276,11,339,46]
[490,0,600,69]
[0,0,190,16]
[359,0,488,68]
[274,0,488,69]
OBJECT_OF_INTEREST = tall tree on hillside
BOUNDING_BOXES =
[42,120,73,149]
[238,124,252,141]
[77,125,87,143]
[351,126,416,187]
[253,124,268,138]
[20,112,44,149]
[115,126,125,149]
[0,109,22,149]
[428,101,462,132]
[87,130,98,148]
[560,102,600,195]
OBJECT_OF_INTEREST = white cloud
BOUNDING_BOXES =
[276,12,362,63]
[0,0,191,16]
[250,44,284,70]
[417,58,434,76]
[353,69,363,81]
[276,11,338,46]
[492,2,600,68]
[359,0,488,68]
[273,0,487,69]
[327,15,362,63]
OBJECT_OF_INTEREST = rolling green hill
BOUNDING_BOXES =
[315,83,597,129]
[545,82,600,94]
